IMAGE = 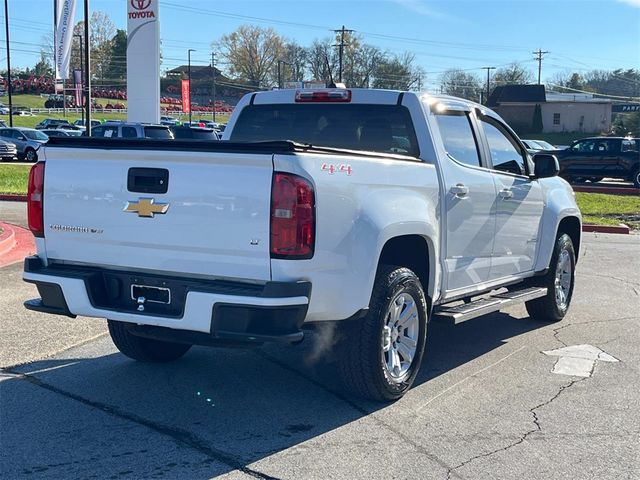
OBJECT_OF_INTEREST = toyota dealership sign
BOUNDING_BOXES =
[127,0,160,122]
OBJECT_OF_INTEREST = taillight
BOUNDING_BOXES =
[270,173,315,259]
[27,162,45,237]
[295,89,351,102]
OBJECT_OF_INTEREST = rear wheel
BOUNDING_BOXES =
[526,233,576,322]
[336,265,428,402]
[633,169,640,189]
[107,320,192,362]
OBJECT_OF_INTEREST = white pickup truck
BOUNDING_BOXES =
[23,88,581,401]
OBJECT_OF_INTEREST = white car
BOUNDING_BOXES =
[23,88,581,401]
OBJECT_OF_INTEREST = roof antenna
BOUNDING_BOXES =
[324,54,337,88]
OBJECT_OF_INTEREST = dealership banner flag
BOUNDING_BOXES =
[181,80,190,113]
[55,0,78,80]
[73,69,83,106]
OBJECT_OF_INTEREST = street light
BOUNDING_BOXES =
[277,60,291,89]
[187,49,195,124]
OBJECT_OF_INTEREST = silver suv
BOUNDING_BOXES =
[90,122,173,139]
[0,127,48,162]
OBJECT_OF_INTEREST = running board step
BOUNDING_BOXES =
[432,287,547,325]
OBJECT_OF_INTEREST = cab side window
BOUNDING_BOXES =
[435,112,481,168]
[480,117,527,176]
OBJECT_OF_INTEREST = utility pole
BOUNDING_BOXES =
[211,51,216,122]
[277,60,290,89]
[482,66,496,105]
[4,0,13,126]
[83,0,91,135]
[332,25,354,83]
[533,49,549,85]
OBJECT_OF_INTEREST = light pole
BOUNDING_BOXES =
[211,51,216,122]
[4,0,13,127]
[277,60,290,89]
[83,0,91,136]
[187,49,195,124]
[74,33,84,125]
[482,66,496,106]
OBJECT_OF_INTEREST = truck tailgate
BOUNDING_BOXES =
[42,146,273,282]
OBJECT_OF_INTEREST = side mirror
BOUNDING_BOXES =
[533,153,559,178]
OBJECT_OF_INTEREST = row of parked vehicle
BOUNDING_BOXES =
[0,118,225,162]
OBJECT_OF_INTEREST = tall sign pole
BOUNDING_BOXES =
[482,66,495,105]
[4,0,13,127]
[127,0,160,123]
[211,51,216,122]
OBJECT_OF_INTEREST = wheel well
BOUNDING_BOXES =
[558,216,581,260]
[378,235,430,294]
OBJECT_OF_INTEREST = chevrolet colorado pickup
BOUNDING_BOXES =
[23,88,581,401]
[555,136,640,187]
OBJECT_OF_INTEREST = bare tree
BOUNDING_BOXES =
[374,52,420,91]
[215,25,286,88]
[493,62,534,85]
[306,39,337,83]
[439,69,482,100]
[282,42,307,83]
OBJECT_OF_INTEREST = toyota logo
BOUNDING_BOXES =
[131,0,151,10]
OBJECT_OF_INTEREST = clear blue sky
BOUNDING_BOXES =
[1,0,639,91]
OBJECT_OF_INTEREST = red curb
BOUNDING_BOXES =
[572,186,639,196]
[0,222,36,268]
[0,194,27,202]
[0,223,17,256]
[582,223,630,234]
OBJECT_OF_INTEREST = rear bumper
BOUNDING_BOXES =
[23,256,310,344]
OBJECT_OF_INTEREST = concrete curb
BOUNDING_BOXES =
[0,222,36,268]
[0,194,27,202]
[0,223,17,256]
[582,223,630,234]
[572,186,639,196]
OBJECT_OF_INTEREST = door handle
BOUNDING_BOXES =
[499,188,514,199]
[450,184,469,198]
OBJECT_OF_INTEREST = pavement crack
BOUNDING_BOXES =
[254,350,458,477]
[445,378,586,480]
[2,367,281,480]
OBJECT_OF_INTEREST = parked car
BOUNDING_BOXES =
[160,116,178,125]
[25,88,581,402]
[90,122,173,139]
[41,129,82,138]
[521,139,544,152]
[525,139,556,150]
[0,104,9,115]
[0,139,18,161]
[0,127,48,161]
[555,137,640,187]
[169,126,219,140]
[36,118,74,130]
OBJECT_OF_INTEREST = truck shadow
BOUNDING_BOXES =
[2,310,545,479]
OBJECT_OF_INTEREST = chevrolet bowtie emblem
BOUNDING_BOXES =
[124,198,169,218]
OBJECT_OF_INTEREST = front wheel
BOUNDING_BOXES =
[107,320,192,362]
[526,233,576,322]
[24,148,37,163]
[336,265,428,402]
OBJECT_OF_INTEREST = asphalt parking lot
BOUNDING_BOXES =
[0,203,638,479]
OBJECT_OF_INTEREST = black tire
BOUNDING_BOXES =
[24,148,37,163]
[526,233,576,322]
[633,169,640,189]
[336,265,428,402]
[107,320,192,362]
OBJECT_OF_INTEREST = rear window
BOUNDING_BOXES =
[143,126,172,139]
[230,104,419,157]
[172,128,218,140]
